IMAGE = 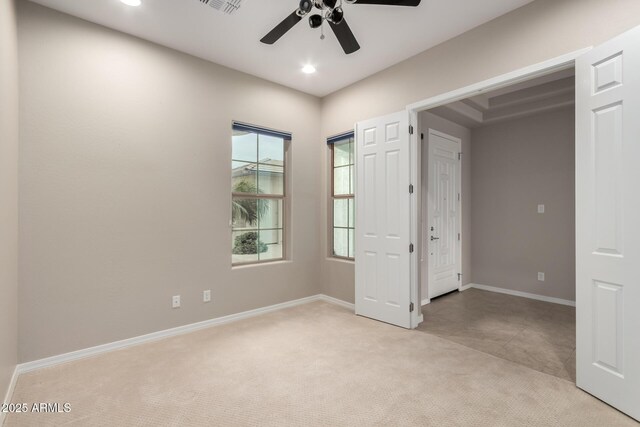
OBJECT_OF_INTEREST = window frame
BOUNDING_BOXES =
[329,134,355,261]
[231,123,290,267]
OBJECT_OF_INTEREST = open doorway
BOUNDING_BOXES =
[356,31,640,417]
[417,68,577,381]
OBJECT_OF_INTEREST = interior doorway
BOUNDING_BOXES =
[416,67,577,380]
[356,28,640,418]
[419,67,576,306]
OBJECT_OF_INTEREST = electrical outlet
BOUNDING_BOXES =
[203,290,211,303]
[172,295,181,308]
[538,272,545,282]
[538,204,545,214]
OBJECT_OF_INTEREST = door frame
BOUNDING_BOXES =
[424,129,463,301]
[405,47,591,328]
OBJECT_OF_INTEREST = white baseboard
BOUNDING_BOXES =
[422,284,472,305]
[470,283,576,307]
[16,294,353,375]
[1,366,19,426]
[317,294,355,310]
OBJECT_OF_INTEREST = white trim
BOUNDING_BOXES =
[1,367,19,426]
[406,49,590,329]
[421,298,430,306]
[16,294,353,375]
[317,294,355,310]
[406,47,591,113]
[410,110,421,328]
[470,283,576,307]
[459,283,473,292]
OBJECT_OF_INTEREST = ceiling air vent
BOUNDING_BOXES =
[198,0,243,15]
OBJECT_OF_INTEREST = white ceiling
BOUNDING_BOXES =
[429,68,575,128]
[29,0,535,97]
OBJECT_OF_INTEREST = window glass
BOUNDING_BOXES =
[333,167,350,195]
[333,228,349,258]
[334,142,351,167]
[258,135,285,165]
[232,125,288,265]
[334,199,349,228]
[232,132,257,163]
[330,136,355,260]
[257,164,284,195]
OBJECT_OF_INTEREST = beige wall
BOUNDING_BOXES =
[471,108,575,301]
[320,0,640,303]
[14,0,640,363]
[17,2,322,362]
[418,112,472,301]
[0,0,19,403]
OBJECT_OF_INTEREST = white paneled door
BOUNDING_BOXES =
[355,111,412,328]
[576,25,640,421]
[427,130,461,299]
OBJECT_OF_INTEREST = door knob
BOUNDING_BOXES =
[431,236,440,241]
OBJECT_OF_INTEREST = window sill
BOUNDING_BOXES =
[231,260,292,270]
[326,257,355,265]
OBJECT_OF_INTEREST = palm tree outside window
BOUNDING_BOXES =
[231,123,290,265]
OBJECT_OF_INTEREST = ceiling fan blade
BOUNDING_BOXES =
[352,0,421,5]
[329,18,361,55]
[260,10,302,45]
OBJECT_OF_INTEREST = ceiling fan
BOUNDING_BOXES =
[260,0,421,55]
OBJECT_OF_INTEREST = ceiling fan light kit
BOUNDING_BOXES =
[261,0,421,55]
[309,13,323,29]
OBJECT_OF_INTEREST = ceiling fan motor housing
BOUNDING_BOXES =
[312,0,337,10]
[299,0,313,14]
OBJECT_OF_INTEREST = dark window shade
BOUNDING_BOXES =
[233,122,292,140]
[327,131,354,145]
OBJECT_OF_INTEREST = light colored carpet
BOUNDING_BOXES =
[6,301,637,426]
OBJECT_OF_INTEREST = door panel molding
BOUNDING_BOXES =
[576,25,640,421]
[426,129,462,299]
[355,111,412,328]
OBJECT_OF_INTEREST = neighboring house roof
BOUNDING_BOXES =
[232,159,283,178]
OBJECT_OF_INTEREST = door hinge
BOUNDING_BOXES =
[421,133,424,140]
[458,193,461,202]
[410,302,415,313]
[409,184,414,194]
[409,125,414,135]
[457,273,462,281]
[409,243,414,253]
[458,233,461,241]
[458,152,462,161]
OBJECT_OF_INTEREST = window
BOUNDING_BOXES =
[329,132,355,259]
[231,123,289,265]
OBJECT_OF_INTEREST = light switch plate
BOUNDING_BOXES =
[538,272,545,282]
[538,204,545,214]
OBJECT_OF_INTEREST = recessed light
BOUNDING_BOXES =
[120,0,141,6]
[302,64,316,74]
